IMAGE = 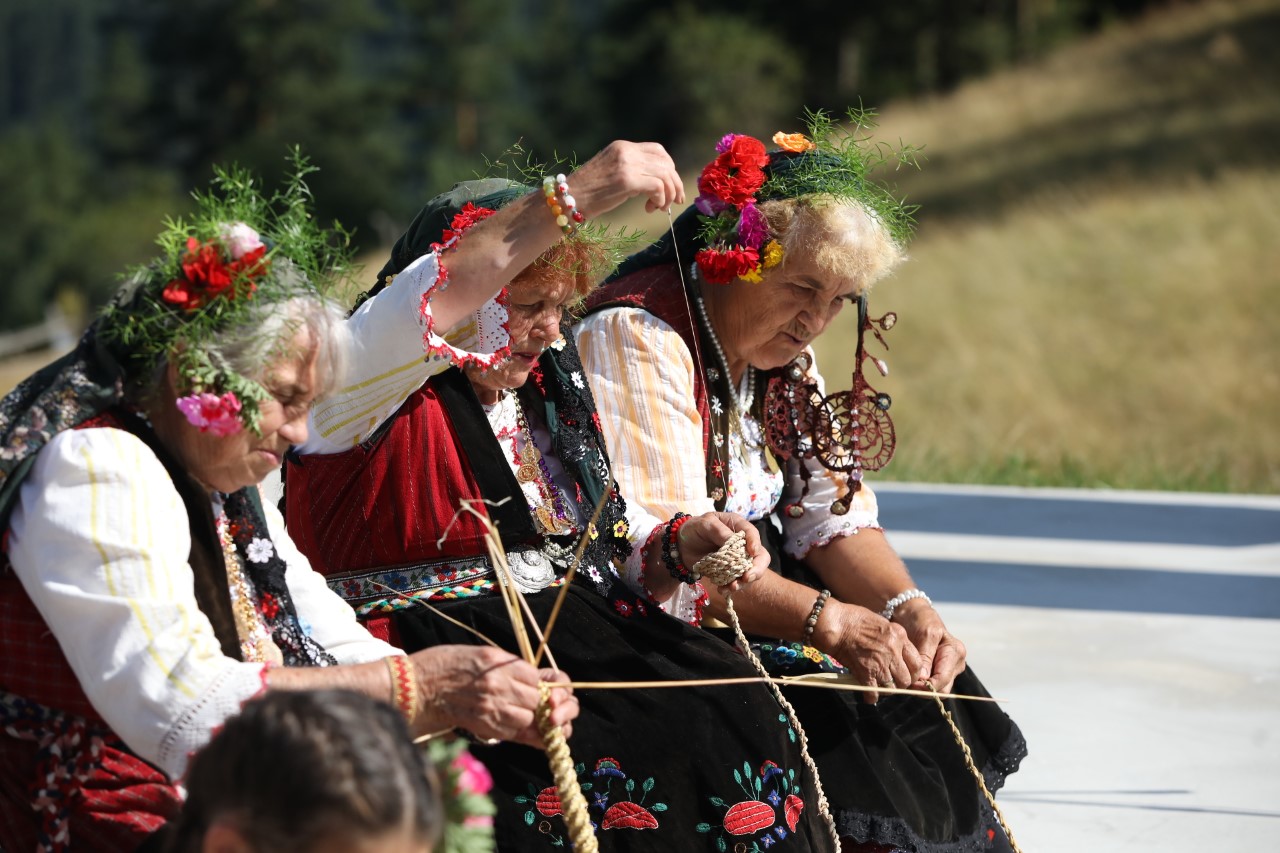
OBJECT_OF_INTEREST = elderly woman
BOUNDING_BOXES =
[283,177,833,851]
[576,118,1027,851]
[0,144,671,851]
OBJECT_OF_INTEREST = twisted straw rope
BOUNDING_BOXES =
[536,682,597,852]
[924,682,1023,853]
[694,532,842,852]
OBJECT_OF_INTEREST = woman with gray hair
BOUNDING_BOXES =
[577,115,1026,851]
[0,141,679,852]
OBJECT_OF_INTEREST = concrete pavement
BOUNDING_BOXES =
[879,483,1280,851]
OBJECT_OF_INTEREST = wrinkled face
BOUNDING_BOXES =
[165,328,320,494]
[465,268,576,404]
[706,251,859,373]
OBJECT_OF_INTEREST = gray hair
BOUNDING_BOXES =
[759,196,906,293]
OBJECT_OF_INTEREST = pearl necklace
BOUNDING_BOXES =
[691,263,755,412]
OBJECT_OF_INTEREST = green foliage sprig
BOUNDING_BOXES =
[99,148,356,432]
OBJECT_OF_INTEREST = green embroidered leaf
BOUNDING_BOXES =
[710,796,727,807]
[523,810,535,826]
[652,803,668,812]
[717,836,728,852]
[696,823,712,832]
[643,777,655,794]
[733,768,743,785]
[625,779,636,794]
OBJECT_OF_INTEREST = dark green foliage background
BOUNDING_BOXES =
[0,0,1167,329]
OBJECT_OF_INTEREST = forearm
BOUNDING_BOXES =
[429,190,561,331]
[802,527,917,613]
[704,570,831,645]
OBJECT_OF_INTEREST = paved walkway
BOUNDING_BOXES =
[879,483,1280,852]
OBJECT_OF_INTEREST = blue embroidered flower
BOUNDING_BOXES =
[592,791,609,810]
[774,825,788,840]
[386,572,410,591]
[767,789,782,806]
[762,835,775,847]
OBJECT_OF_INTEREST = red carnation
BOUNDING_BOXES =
[697,157,766,208]
[695,245,760,284]
[181,238,234,297]
[722,135,769,171]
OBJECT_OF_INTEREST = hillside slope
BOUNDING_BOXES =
[816,0,1280,492]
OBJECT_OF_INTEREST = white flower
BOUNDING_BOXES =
[571,371,585,389]
[550,335,567,350]
[221,222,265,259]
[710,396,724,416]
[246,537,275,563]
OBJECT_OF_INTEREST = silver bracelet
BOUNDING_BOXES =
[880,588,931,621]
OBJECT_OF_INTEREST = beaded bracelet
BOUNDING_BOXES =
[385,654,420,725]
[801,588,831,645]
[542,173,586,236]
[661,512,698,584]
[880,588,931,622]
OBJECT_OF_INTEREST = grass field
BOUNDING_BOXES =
[814,0,1280,493]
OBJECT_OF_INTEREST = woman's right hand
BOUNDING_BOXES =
[568,141,685,217]
[409,646,579,748]
[811,600,926,705]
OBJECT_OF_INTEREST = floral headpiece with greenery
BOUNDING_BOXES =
[692,106,920,284]
[100,149,354,435]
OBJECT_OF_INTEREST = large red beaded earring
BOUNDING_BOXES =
[764,295,897,517]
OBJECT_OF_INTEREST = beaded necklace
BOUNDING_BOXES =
[216,512,283,664]
[488,391,574,537]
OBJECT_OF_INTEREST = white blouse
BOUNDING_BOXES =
[6,427,397,781]
[575,306,881,623]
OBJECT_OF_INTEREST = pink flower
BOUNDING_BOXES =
[737,202,768,250]
[452,749,493,796]
[220,222,265,260]
[176,391,243,436]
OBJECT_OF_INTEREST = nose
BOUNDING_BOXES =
[277,408,310,447]
[531,309,561,344]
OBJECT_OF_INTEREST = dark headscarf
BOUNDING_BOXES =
[357,178,530,311]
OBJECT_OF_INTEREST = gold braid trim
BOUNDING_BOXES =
[536,682,598,853]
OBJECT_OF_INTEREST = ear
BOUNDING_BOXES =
[201,819,255,853]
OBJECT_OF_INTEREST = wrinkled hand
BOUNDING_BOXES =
[816,600,924,704]
[678,512,771,594]
[569,141,685,216]
[892,598,967,694]
[409,646,579,748]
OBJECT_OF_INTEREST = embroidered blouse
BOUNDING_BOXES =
[5,427,397,780]
[575,307,881,624]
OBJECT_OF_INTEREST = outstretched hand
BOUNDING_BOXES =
[568,141,685,217]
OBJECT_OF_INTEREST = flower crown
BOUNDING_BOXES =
[692,107,919,285]
[100,150,354,435]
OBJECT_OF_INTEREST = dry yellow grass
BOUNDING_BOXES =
[822,170,1280,492]
[809,0,1280,492]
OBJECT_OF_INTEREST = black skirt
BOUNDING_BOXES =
[392,582,836,852]
[714,520,1029,852]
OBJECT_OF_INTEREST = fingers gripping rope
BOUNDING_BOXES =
[692,536,843,851]
[536,682,598,853]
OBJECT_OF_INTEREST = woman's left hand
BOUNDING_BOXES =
[891,598,967,693]
[678,512,771,594]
